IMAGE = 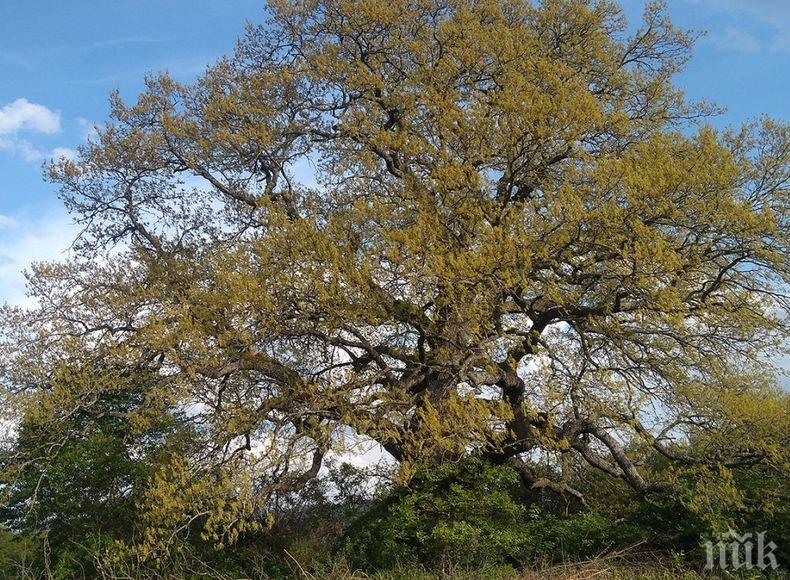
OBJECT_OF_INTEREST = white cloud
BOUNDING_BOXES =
[0,98,60,135]
[0,209,77,308]
[710,26,760,53]
[0,137,44,162]
[0,215,18,230]
[0,137,79,165]
[50,147,78,161]
[0,98,62,162]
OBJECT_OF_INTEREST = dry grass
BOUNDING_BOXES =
[290,545,785,580]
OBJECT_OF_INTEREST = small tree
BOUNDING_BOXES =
[0,366,183,576]
[1,0,788,561]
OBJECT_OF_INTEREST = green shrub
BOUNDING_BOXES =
[343,459,642,572]
[343,459,530,569]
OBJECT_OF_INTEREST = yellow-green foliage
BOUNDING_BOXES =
[0,0,788,566]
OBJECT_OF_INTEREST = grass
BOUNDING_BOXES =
[281,545,788,580]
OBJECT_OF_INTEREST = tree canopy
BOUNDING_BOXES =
[1,0,788,568]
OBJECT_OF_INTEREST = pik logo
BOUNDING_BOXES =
[704,530,778,571]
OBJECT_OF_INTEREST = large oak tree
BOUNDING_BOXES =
[2,0,788,559]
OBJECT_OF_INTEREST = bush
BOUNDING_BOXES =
[342,459,642,572]
[343,459,530,569]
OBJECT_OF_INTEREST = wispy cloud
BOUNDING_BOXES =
[710,26,761,53]
[76,117,99,142]
[82,55,212,86]
[72,37,167,52]
[689,0,790,52]
[0,215,18,230]
[0,209,77,308]
[0,138,43,162]
[0,37,173,71]
[0,140,82,164]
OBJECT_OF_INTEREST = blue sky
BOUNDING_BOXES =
[0,0,788,307]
